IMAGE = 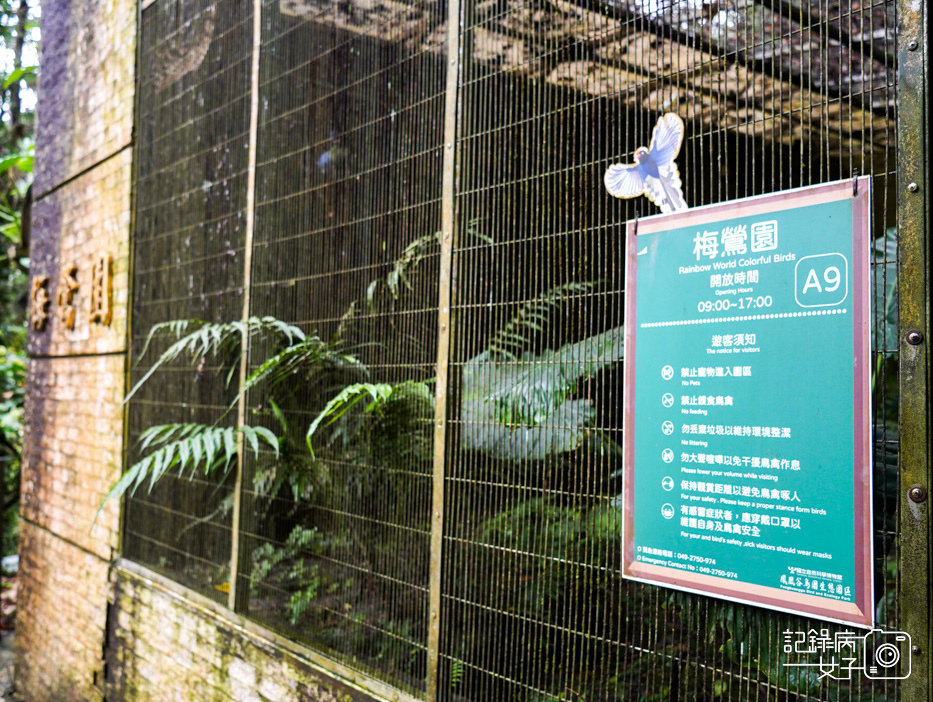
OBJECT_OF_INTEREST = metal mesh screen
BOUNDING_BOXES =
[439,1,899,700]
[125,0,906,698]
[124,0,253,601]
[232,2,447,691]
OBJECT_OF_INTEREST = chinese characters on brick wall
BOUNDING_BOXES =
[30,253,113,332]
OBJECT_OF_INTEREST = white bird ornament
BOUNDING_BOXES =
[604,113,687,213]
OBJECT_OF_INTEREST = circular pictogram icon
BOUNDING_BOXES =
[661,503,675,519]
[661,448,674,463]
[662,476,674,491]
[661,393,675,408]
[874,643,900,669]
[661,365,674,380]
[662,420,675,435]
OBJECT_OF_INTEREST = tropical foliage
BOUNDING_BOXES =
[0,0,37,557]
[115,214,903,700]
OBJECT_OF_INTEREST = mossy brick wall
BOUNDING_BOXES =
[31,0,136,198]
[16,0,136,698]
[107,567,381,702]
[15,522,112,700]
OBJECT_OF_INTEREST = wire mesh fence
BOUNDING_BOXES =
[233,3,448,691]
[124,0,254,602]
[125,0,905,698]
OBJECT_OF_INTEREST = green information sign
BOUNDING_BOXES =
[623,178,873,627]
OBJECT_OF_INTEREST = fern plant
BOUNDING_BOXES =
[486,282,595,362]
[459,280,624,462]
[108,315,354,503]
[108,423,279,499]
[251,525,329,624]
[127,315,308,402]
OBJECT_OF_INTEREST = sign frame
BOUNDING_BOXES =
[622,178,874,628]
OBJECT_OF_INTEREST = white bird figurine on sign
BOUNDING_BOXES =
[604,113,687,213]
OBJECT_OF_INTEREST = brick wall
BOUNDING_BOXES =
[15,0,136,698]
[31,0,136,197]
[27,150,132,359]
[19,354,123,558]
[14,523,111,701]
[108,564,389,702]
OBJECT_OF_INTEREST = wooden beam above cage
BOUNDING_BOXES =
[277,0,895,160]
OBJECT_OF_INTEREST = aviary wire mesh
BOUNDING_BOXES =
[234,1,447,691]
[126,0,902,698]
[439,1,898,700]
[124,0,253,602]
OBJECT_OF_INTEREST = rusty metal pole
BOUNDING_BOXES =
[228,0,263,614]
[426,0,465,697]
[897,0,931,696]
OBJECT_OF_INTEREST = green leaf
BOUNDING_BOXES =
[191,431,203,467]
[460,327,623,461]
[305,383,394,457]
[178,437,191,472]
[127,316,310,404]
[3,65,35,89]
[268,398,287,434]
[106,464,144,501]
[252,426,280,457]
[203,428,219,468]
[487,282,595,361]
[240,336,357,398]
[108,423,278,499]
[132,455,153,494]
[0,149,33,174]
[222,426,237,467]
[241,425,259,457]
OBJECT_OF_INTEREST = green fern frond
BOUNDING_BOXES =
[241,336,363,399]
[126,316,306,403]
[487,282,596,362]
[106,423,280,501]
[138,319,205,360]
[365,220,492,314]
[305,383,395,457]
[385,231,441,299]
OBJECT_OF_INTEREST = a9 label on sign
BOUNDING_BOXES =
[795,253,848,308]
